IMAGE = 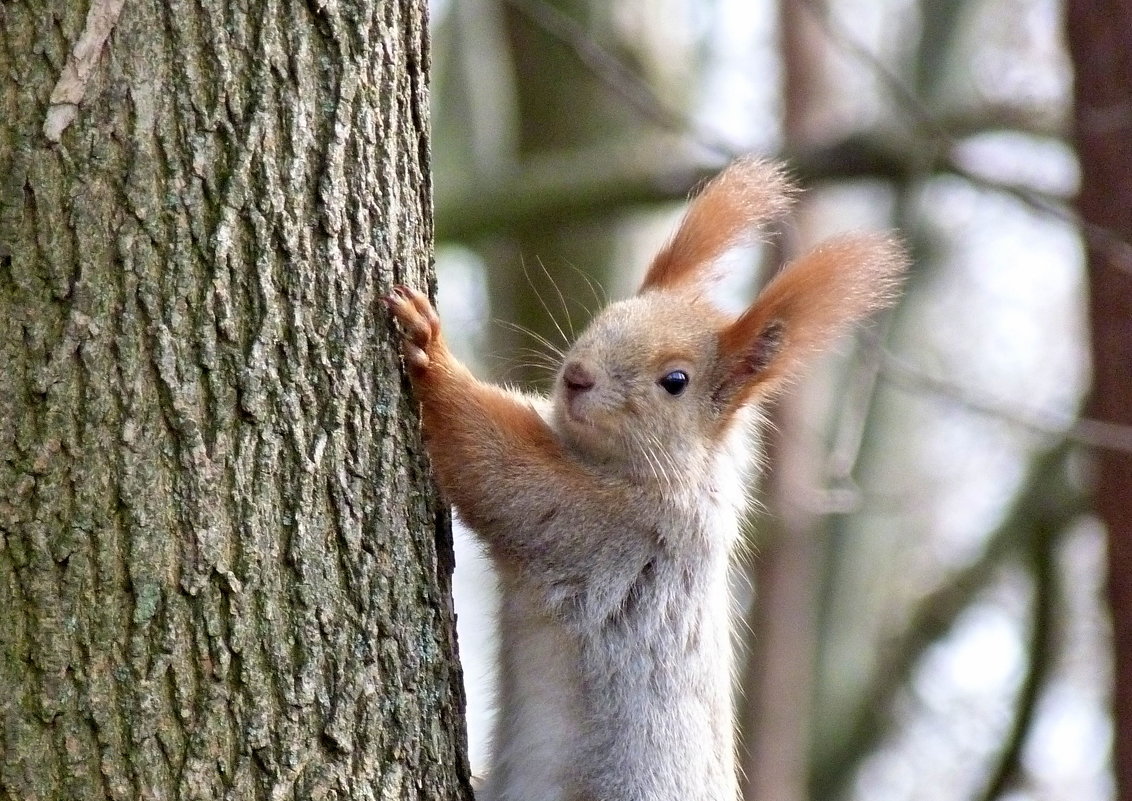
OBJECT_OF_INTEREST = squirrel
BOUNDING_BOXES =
[385,158,908,801]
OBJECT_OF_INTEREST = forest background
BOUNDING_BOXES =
[2,0,1129,798]
[430,1,1131,800]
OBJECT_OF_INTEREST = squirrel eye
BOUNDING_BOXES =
[658,370,689,396]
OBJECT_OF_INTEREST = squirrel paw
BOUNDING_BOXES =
[384,284,441,371]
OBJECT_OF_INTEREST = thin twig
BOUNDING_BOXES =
[970,516,1059,801]
[810,442,1085,800]
[795,0,1132,269]
[500,0,1132,264]
[501,0,736,158]
[876,343,1132,455]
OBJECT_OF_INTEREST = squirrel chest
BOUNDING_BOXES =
[480,459,743,801]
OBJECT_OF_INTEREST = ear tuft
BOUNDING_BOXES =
[639,158,795,293]
[716,232,908,409]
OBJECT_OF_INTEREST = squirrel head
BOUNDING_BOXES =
[549,158,908,480]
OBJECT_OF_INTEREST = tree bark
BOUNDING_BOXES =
[1066,3,1132,800]
[0,1,473,799]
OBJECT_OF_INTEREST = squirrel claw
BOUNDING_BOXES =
[385,284,442,372]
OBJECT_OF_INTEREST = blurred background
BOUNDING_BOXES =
[426,1,1130,800]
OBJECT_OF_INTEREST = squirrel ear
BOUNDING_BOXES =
[638,158,794,294]
[713,233,908,413]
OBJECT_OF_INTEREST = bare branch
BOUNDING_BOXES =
[877,344,1132,455]
[489,0,1132,271]
[811,442,1086,800]
[971,522,1059,801]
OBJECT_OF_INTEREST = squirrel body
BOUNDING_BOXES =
[482,393,752,801]
[385,159,907,801]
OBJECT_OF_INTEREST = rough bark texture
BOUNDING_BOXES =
[1066,3,1132,800]
[0,1,473,799]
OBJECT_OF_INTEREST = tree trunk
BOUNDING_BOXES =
[0,1,473,799]
[1066,3,1132,800]
[477,0,634,388]
[739,4,831,799]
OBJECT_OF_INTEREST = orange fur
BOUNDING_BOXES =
[385,286,633,568]
[639,158,794,293]
[715,232,908,415]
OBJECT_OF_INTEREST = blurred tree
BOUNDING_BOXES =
[1067,3,1132,800]
[0,1,471,798]
[739,3,832,801]
[435,0,643,387]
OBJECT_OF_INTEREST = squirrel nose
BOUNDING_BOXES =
[563,361,596,394]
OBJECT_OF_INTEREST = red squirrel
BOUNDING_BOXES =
[385,158,907,801]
